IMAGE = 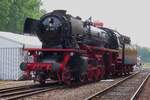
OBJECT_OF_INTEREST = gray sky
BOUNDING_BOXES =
[41,0,150,47]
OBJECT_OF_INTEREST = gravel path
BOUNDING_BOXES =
[0,80,34,89]
[21,77,125,100]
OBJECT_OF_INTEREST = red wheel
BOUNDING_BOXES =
[87,70,94,82]
[95,68,101,81]
[79,73,88,83]
[62,67,72,85]
[100,67,105,79]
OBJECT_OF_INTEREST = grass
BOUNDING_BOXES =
[143,63,150,68]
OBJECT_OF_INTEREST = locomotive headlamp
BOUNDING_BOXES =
[70,52,74,56]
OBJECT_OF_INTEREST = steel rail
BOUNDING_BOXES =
[85,71,140,100]
[0,81,58,93]
[130,73,150,100]
[5,86,63,100]
[0,82,62,100]
[0,85,35,93]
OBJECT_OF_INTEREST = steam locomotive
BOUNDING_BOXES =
[20,10,137,85]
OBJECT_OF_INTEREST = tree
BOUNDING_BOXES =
[0,0,43,33]
[137,45,150,63]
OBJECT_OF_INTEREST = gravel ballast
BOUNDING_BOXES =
[22,78,125,100]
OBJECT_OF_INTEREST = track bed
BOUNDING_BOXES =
[0,82,63,100]
[21,72,138,100]
[136,71,150,100]
[86,70,150,100]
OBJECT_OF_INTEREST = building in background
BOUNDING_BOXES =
[0,32,41,80]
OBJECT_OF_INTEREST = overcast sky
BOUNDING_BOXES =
[41,0,150,47]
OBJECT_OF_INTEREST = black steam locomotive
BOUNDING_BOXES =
[21,10,137,85]
[24,10,130,49]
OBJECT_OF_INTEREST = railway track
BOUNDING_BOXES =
[0,82,64,100]
[85,70,150,100]
[130,72,150,100]
[132,71,150,100]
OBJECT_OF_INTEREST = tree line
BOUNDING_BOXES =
[137,46,150,63]
[0,0,45,33]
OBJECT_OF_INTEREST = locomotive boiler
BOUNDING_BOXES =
[21,10,137,85]
[24,10,119,49]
